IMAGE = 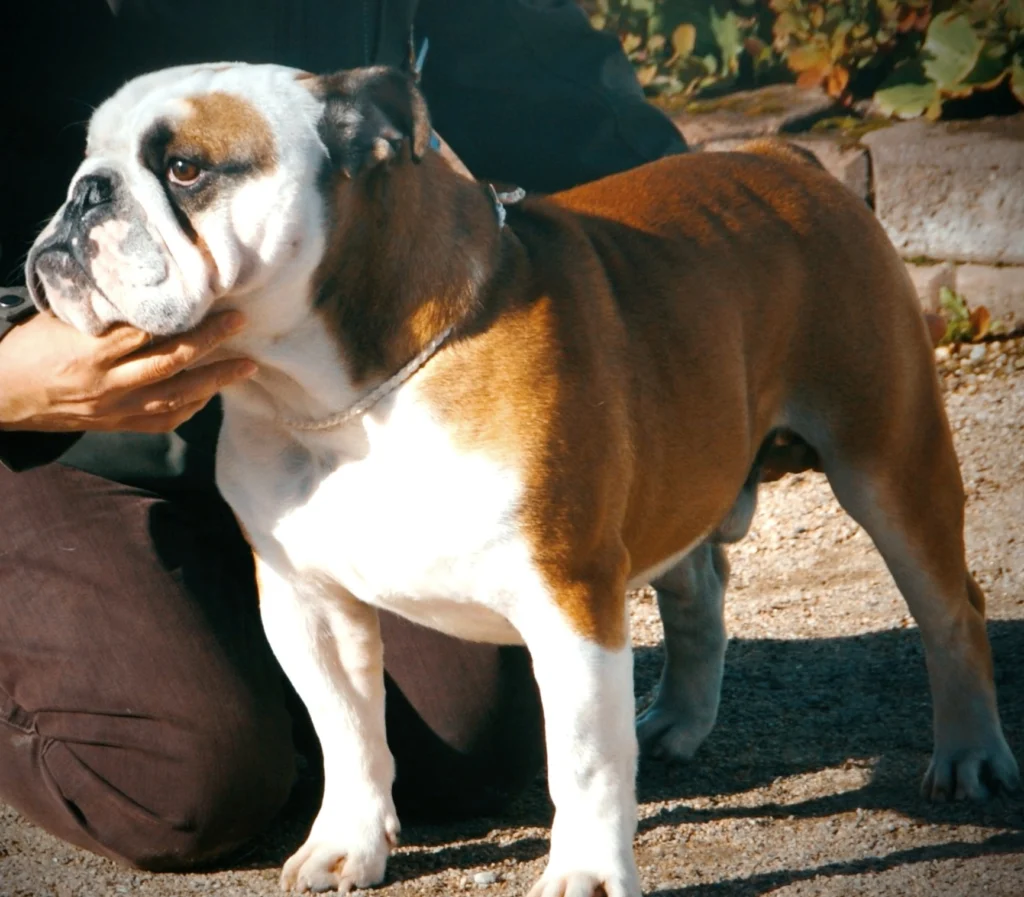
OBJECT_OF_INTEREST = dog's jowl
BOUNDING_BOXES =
[29,62,1019,896]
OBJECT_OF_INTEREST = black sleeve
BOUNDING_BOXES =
[415,0,687,194]
[0,431,82,472]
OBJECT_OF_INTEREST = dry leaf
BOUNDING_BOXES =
[636,64,659,86]
[969,305,991,339]
[827,66,850,96]
[672,24,697,58]
[797,64,831,88]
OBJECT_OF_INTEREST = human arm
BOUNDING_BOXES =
[0,307,255,470]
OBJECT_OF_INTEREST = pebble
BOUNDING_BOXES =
[969,344,987,363]
[473,871,501,886]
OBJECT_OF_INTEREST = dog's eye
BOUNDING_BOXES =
[167,158,202,186]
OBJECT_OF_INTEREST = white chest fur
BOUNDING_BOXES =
[216,383,528,645]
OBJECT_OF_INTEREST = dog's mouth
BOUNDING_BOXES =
[29,241,97,300]
[27,261,50,312]
[28,238,116,335]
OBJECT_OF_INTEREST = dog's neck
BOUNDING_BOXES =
[222,151,505,431]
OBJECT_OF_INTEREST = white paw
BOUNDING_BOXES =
[279,817,399,893]
[923,734,1021,801]
[527,870,641,897]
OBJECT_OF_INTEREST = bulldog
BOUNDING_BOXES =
[27,62,1020,895]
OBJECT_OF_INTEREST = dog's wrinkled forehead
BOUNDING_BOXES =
[86,62,320,171]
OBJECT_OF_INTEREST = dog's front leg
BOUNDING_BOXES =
[515,589,641,897]
[256,558,398,894]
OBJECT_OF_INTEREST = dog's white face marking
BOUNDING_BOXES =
[27,63,328,336]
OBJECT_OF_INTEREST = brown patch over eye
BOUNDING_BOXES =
[168,92,278,173]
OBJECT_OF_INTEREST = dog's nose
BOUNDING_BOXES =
[69,172,115,216]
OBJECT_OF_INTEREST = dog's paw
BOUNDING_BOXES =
[527,870,640,897]
[636,698,714,762]
[279,818,399,893]
[923,737,1021,801]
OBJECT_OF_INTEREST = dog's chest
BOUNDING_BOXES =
[220,391,528,642]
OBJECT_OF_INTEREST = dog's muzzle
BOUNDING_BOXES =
[27,170,121,311]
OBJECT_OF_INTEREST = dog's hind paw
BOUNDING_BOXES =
[636,700,714,762]
[923,737,1021,801]
[527,871,640,897]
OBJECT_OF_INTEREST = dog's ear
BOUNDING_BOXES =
[314,67,431,178]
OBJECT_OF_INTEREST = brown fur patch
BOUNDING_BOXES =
[313,152,501,383]
[314,134,978,661]
[169,92,277,172]
[417,152,865,648]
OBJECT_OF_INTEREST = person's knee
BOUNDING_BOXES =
[2,696,296,872]
[117,708,298,871]
[387,646,545,823]
[0,462,298,869]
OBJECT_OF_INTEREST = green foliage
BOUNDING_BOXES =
[581,1,780,99]
[875,0,1024,119]
[582,0,1023,118]
[938,286,992,344]
[768,0,932,102]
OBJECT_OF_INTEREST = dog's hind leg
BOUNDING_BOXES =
[637,541,729,761]
[817,395,1020,800]
[637,446,777,762]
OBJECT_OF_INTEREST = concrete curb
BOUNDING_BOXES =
[862,117,1024,266]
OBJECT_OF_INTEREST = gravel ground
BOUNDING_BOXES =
[2,340,1023,897]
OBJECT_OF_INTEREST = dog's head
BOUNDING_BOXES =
[26,63,430,336]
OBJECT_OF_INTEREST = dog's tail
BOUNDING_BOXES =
[733,137,825,171]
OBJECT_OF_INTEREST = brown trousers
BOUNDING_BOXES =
[0,463,543,871]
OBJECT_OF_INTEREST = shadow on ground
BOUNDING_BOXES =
[644,831,1024,896]
[229,619,1024,890]
[635,619,1022,812]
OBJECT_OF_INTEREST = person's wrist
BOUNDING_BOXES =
[0,288,40,431]
[0,288,37,342]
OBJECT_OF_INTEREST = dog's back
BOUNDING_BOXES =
[733,137,826,171]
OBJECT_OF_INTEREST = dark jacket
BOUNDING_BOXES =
[0,0,685,482]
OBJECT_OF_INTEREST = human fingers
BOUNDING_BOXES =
[91,322,157,365]
[108,311,247,388]
[122,358,258,417]
[116,398,216,433]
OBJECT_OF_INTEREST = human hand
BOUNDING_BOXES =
[0,311,256,433]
